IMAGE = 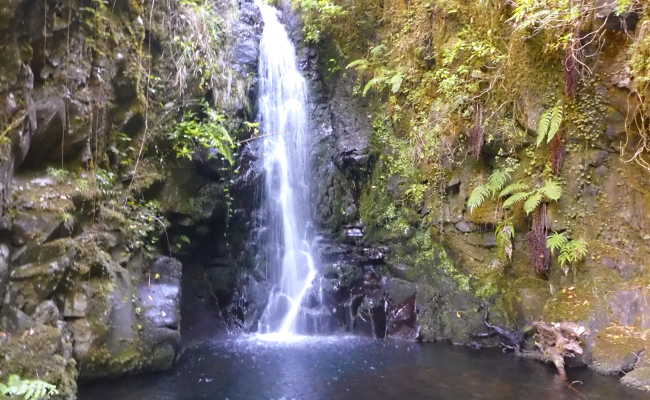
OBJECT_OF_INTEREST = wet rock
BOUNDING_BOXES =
[32,300,60,326]
[139,256,182,360]
[11,210,65,246]
[0,305,34,333]
[384,278,417,306]
[415,278,485,345]
[233,0,262,71]
[68,318,93,360]
[6,256,71,313]
[63,290,88,318]
[621,358,650,392]
[0,323,78,399]
[0,243,10,303]
[591,325,647,375]
[455,220,477,233]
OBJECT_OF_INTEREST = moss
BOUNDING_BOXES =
[591,324,648,375]
[542,284,598,322]
[622,365,650,392]
[0,325,78,399]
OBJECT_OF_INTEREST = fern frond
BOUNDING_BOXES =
[546,232,568,254]
[559,239,588,266]
[499,182,529,198]
[536,108,553,147]
[540,179,562,201]
[362,76,386,96]
[486,168,511,194]
[502,191,531,209]
[536,102,564,146]
[546,104,564,143]
[523,192,543,214]
[346,59,369,70]
[389,72,404,93]
[3,375,58,400]
[467,184,492,213]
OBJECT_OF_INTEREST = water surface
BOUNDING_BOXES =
[80,337,646,400]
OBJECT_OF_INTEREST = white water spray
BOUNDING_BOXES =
[256,1,318,339]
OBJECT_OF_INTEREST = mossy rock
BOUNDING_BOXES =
[591,325,648,375]
[621,363,650,392]
[543,283,599,322]
[501,276,550,326]
[0,324,77,399]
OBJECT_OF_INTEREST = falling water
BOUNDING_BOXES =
[255,1,318,338]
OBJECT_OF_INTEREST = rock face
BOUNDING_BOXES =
[0,0,261,396]
[297,0,650,392]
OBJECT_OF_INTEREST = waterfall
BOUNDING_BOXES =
[255,1,318,338]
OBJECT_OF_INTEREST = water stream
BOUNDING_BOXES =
[255,1,318,338]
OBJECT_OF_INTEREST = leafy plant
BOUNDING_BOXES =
[467,168,512,212]
[496,220,515,262]
[0,375,58,400]
[501,179,562,214]
[170,103,235,164]
[46,167,71,181]
[536,101,564,147]
[615,0,636,15]
[293,0,346,43]
[168,0,224,94]
[547,232,588,274]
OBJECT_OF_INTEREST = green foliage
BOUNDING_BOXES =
[499,182,529,198]
[496,221,515,262]
[467,168,512,212]
[523,192,544,215]
[510,0,581,34]
[547,232,588,274]
[501,179,562,214]
[536,102,564,147]
[169,0,224,94]
[46,167,71,181]
[358,70,406,97]
[546,231,569,252]
[122,199,170,256]
[170,103,235,164]
[539,179,562,201]
[293,0,346,43]
[432,27,505,108]
[0,375,58,400]
[614,0,635,15]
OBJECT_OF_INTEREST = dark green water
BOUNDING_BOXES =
[79,336,646,400]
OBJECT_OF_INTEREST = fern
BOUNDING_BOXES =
[546,233,588,274]
[346,59,369,70]
[499,182,529,198]
[467,168,512,213]
[486,169,511,194]
[467,185,492,213]
[546,105,564,144]
[502,191,531,209]
[540,179,562,201]
[536,102,564,147]
[558,239,588,267]
[502,179,562,213]
[389,72,404,94]
[524,192,544,214]
[362,76,386,96]
[1,375,58,400]
[546,232,568,254]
